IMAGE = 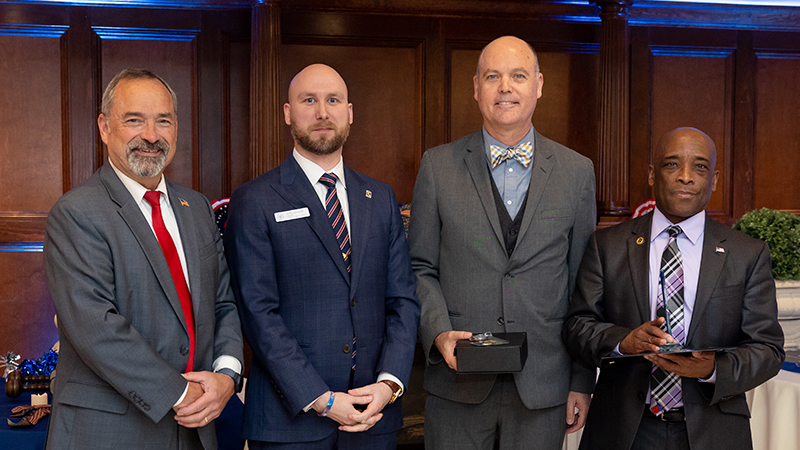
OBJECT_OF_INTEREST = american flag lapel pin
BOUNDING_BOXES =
[179,198,189,207]
[716,247,725,253]
[365,190,372,199]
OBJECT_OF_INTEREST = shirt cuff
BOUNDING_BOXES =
[377,372,404,397]
[173,382,189,407]
[212,355,243,375]
[699,362,717,383]
[303,392,329,413]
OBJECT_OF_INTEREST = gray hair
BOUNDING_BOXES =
[100,68,178,117]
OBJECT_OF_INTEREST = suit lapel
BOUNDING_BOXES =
[99,164,189,335]
[628,214,653,324]
[274,155,352,285]
[463,133,506,252]
[513,129,554,258]
[167,182,203,320]
[344,166,371,298]
[688,214,727,344]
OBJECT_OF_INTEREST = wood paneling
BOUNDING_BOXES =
[99,32,198,189]
[281,42,422,203]
[0,251,57,360]
[651,49,734,219]
[754,53,800,212]
[227,38,252,197]
[0,32,65,212]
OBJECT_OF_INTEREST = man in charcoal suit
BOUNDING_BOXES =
[44,69,244,449]
[224,63,419,449]
[563,127,785,450]
[409,35,597,449]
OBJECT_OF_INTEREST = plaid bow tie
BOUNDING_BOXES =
[490,142,533,168]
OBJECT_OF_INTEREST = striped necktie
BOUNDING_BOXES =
[318,173,351,273]
[650,225,685,416]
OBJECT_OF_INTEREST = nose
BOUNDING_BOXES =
[676,165,694,184]
[315,102,329,120]
[140,120,159,143]
[499,75,512,93]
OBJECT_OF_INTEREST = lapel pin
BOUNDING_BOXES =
[179,198,189,207]
[365,190,372,199]
[636,237,644,245]
[716,247,725,253]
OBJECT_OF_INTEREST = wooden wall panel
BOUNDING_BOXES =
[0,251,57,360]
[280,43,421,203]
[99,34,197,189]
[449,47,600,164]
[0,34,64,212]
[228,39,252,195]
[754,54,800,213]
[651,50,733,218]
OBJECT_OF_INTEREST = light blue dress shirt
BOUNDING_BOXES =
[482,125,535,219]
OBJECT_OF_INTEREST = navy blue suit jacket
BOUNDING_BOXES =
[224,154,419,443]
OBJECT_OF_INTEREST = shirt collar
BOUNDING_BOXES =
[650,206,705,245]
[292,149,347,190]
[482,125,535,163]
[108,158,170,205]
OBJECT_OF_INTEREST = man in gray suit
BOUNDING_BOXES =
[563,127,784,450]
[409,35,596,449]
[44,69,244,449]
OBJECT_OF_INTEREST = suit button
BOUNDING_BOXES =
[180,347,189,356]
[504,273,512,279]
[509,229,518,236]
[637,392,645,401]
[350,299,355,307]
[497,317,505,325]
[343,344,351,353]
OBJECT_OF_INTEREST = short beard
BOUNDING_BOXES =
[127,138,168,178]
[291,121,350,156]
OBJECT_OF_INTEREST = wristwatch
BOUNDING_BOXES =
[380,379,402,404]
[217,368,243,393]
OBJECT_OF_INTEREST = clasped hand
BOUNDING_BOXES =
[173,371,235,428]
[313,382,394,432]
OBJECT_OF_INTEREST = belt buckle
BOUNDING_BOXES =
[660,408,685,422]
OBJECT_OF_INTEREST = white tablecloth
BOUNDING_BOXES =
[748,367,800,450]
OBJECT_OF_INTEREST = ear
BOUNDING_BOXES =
[283,103,291,126]
[536,72,544,99]
[648,164,655,187]
[711,169,720,192]
[473,75,480,102]
[97,114,110,144]
[348,103,353,125]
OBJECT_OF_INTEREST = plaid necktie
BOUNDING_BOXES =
[318,173,352,274]
[650,225,685,416]
[489,142,533,168]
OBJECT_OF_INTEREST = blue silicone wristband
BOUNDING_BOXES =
[317,392,335,417]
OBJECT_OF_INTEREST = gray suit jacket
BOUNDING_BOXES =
[409,129,597,409]
[563,213,785,450]
[43,163,243,450]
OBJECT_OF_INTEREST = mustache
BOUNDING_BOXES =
[127,138,169,153]
[311,121,336,130]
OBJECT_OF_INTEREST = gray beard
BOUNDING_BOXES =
[127,139,168,178]
[291,121,349,156]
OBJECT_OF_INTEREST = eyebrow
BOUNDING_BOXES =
[122,112,175,119]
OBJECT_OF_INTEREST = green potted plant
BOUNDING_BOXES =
[734,208,800,349]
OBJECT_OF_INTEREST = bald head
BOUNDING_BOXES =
[477,36,539,77]
[284,64,353,161]
[649,127,720,224]
[473,35,543,145]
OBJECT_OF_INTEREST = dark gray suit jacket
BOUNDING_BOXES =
[563,212,785,450]
[409,129,597,409]
[44,162,243,450]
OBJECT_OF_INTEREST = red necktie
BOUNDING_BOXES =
[143,191,195,372]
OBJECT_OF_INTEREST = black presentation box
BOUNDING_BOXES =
[454,332,528,374]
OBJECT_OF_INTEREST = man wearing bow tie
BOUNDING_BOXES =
[562,127,784,450]
[409,35,597,449]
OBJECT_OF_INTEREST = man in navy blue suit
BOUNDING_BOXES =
[224,64,420,449]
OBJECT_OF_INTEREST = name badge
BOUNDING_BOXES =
[274,207,310,223]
